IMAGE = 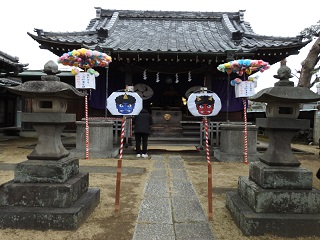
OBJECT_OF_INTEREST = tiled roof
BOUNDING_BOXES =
[0,77,21,87]
[0,50,28,75]
[28,8,309,57]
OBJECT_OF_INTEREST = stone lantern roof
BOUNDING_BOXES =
[6,60,85,99]
[250,65,320,104]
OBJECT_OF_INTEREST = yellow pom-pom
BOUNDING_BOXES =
[224,63,231,68]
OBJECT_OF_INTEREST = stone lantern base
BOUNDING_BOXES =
[0,60,99,229]
[0,112,100,230]
[226,161,320,237]
[0,157,100,229]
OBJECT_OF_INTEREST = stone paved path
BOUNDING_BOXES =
[132,155,216,240]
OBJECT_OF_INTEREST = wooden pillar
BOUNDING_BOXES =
[124,65,133,87]
[205,70,212,90]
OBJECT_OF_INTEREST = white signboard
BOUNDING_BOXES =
[187,92,221,117]
[75,72,96,89]
[107,91,142,115]
[235,81,255,98]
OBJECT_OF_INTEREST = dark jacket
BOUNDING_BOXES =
[133,109,153,134]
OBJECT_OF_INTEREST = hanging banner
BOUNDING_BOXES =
[107,91,142,115]
[235,81,255,98]
[75,72,96,89]
[187,91,221,117]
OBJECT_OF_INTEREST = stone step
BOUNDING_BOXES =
[0,188,100,230]
[141,137,200,146]
[226,191,320,237]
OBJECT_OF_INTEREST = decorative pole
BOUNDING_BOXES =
[242,72,249,165]
[226,73,230,123]
[204,116,213,220]
[115,115,126,215]
[243,98,248,164]
[84,89,89,160]
[217,59,271,165]
[187,87,221,222]
[57,48,112,160]
[105,65,109,117]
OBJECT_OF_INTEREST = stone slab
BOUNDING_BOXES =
[0,163,146,175]
[153,160,166,169]
[71,147,119,159]
[226,191,320,237]
[137,196,172,224]
[214,149,259,162]
[172,180,197,197]
[14,157,79,183]
[144,178,169,197]
[175,222,216,240]
[0,188,100,230]
[171,169,188,180]
[133,223,175,240]
[0,173,89,208]
[238,176,320,213]
[249,161,313,189]
[168,157,184,169]
[172,196,207,222]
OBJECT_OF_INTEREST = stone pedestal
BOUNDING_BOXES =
[22,112,75,160]
[226,161,320,237]
[256,118,310,166]
[0,157,100,229]
[73,120,119,158]
[214,122,259,162]
[0,116,100,230]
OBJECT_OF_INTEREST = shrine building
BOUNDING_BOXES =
[25,8,310,139]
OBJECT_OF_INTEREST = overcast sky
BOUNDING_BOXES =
[1,0,319,92]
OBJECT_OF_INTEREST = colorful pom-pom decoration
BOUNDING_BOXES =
[217,59,270,76]
[230,78,242,86]
[57,48,112,75]
[71,68,80,75]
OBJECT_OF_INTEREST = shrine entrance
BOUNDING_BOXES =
[133,73,199,138]
[150,108,183,137]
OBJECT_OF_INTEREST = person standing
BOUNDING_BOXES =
[133,109,153,158]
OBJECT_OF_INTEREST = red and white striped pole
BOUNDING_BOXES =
[204,117,211,164]
[119,116,126,161]
[204,116,213,220]
[115,116,126,214]
[243,98,248,164]
[84,90,89,160]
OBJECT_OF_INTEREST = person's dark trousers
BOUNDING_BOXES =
[135,133,149,154]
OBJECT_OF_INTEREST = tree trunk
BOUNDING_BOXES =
[298,37,320,88]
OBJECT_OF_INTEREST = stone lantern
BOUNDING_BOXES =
[0,61,100,230]
[251,65,319,166]
[226,64,320,237]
